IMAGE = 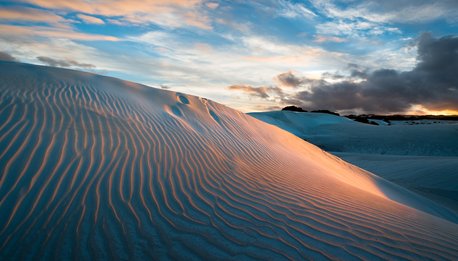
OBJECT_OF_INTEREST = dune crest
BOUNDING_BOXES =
[1,62,458,260]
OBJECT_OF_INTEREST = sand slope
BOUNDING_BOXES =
[250,110,458,216]
[249,111,458,156]
[1,62,458,260]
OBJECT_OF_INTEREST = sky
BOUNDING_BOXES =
[0,0,457,114]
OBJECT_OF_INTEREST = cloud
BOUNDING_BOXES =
[205,2,219,10]
[0,24,118,41]
[313,0,458,24]
[314,35,346,43]
[77,14,104,24]
[0,34,151,84]
[360,0,458,24]
[275,71,305,88]
[0,6,66,26]
[37,56,95,69]
[276,0,316,19]
[0,51,17,62]
[289,33,458,113]
[18,0,212,30]
[129,28,413,112]
[2,1,437,113]
[129,30,350,90]
[228,85,284,99]
[310,0,457,43]
[316,20,400,38]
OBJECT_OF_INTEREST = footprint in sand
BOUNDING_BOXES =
[170,105,182,117]
[177,94,190,105]
[209,110,220,123]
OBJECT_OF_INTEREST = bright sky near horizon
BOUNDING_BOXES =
[0,0,457,114]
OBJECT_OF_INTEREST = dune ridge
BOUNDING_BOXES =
[249,110,458,216]
[1,62,458,260]
[249,111,458,156]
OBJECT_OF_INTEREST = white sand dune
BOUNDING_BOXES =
[249,111,458,156]
[250,111,458,218]
[334,153,458,212]
[1,62,458,260]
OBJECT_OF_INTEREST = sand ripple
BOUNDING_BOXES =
[1,62,458,260]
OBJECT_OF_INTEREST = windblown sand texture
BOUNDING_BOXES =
[1,62,458,260]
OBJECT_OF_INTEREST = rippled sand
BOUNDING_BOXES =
[1,62,457,260]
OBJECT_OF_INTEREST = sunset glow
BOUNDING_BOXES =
[1,2,458,259]
[408,105,458,116]
[2,62,457,259]
[0,0,457,113]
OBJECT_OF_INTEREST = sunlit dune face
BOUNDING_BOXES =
[2,62,458,260]
[124,80,144,90]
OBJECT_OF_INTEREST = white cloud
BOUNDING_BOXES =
[316,20,400,38]
[77,14,105,24]
[277,0,316,19]
[0,24,118,41]
[126,29,356,110]
[1,0,432,112]
[18,0,213,30]
[313,0,458,24]
[205,2,219,10]
[0,6,68,27]
[314,35,346,43]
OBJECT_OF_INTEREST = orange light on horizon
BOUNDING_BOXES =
[407,105,458,116]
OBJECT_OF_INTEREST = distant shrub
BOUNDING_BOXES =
[310,110,340,116]
[382,118,391,125]
[282,106,307,112]
[346,114,458,125]
[369,121,379,125]
[353,117,370,124]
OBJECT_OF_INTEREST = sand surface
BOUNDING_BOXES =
[1,62,458,260]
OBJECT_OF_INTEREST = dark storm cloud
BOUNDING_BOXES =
[37,56,95,69]
[322,72,346,80]
[228,85,284,99]
[0,51,17,62]
[291,33,458,113]
[275,71,329,88]
[275,71,305,87]
[349,70,368,79]
[345,63,368,79]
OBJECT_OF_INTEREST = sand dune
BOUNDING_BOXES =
[250,110,458,217]
[249,110,458,156]
[1,62,458,260]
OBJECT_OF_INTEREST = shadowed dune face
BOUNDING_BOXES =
[249,110,458,216]
[1,62,458,260]
[249,111,458,157]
